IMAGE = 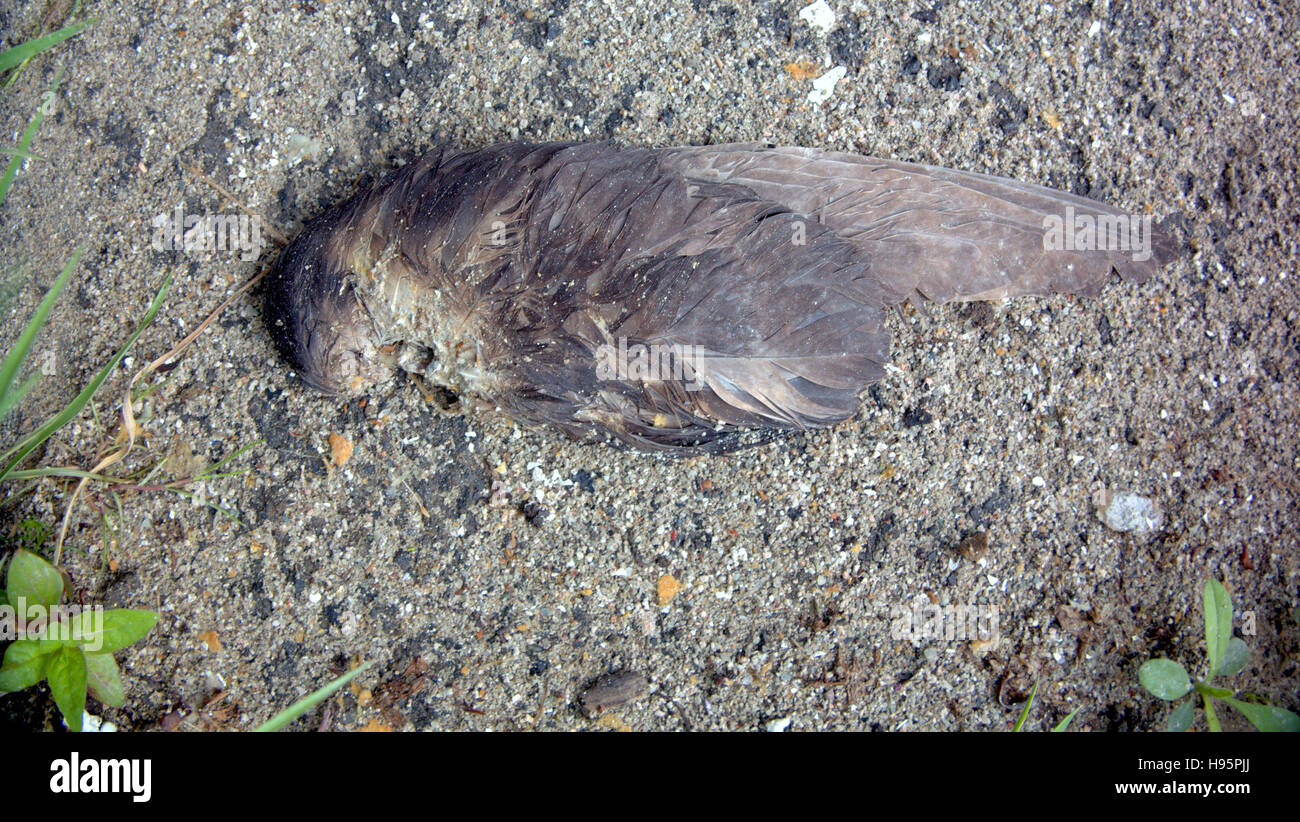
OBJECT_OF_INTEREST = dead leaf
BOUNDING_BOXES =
[581,670,649,718]
[198,630,222,651]
[784,61,822,81]
[329,432,353,466]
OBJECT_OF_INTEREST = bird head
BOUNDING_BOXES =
[262,212,397,395]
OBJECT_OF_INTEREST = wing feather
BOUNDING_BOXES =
[659,143,1176,303]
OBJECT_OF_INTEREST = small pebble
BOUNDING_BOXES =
[954,532,989,561]
[1095,490,1163,533]
[797,0,836,33]
[765,716,792,732]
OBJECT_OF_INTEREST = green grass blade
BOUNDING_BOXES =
[198,469,254,479]
[254,662,371,732]
[1052,708,1080,732]
[135,456,169,486]
[199,438,263,478]
[0,273,171,481]
[130,369,175,403]
[0,246,82,407]
[0,146,48,162]
[168,488,244,526]
[0,18,97,74]
[0,67,63,204]
[1013,681,1038,732]
[0,371,41,417]
[3,467,122,483]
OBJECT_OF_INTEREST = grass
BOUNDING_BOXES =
[0,12,171,730]
[0,265,169,479]
[0,9,282,732]
[0,67,63,205]
[0,244,80,422]
[1012,681,1079,732]
[0,12,263,560]
[255,663,372,732]
[0,17,97,78]
[0,14,98,439]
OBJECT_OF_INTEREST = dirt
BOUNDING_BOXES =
[0,0,1296,731]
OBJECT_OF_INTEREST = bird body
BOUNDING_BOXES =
[264,141,1173,454]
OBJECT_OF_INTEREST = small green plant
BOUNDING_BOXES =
[0,548,157,731]
[1012,681,1080,732]
[1138,579,1300,732]
[1,8,98,197]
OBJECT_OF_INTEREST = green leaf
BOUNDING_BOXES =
[5,548,63,609]
[1012,681,1038,732]
[1217,638,1250,678]
[0,639,49,692]
[1203,579,1232,678]
[255,662,372,732]
[1223,698,1300,732]
[4,628,68,657]
[0,146,48,162]
[70,608,158,653]
[1168,698,1195,732]
[83,652,124,707]
[0,271,171,481]
[46,645,86,732]
[0,19,98,73]
[1052,708,1080,732]
[1193,681,1234,700]
[1139,659,1191,700]
[1204,694,1222,732]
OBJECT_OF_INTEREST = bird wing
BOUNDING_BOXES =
[657,143,1176,304]
[483,144,892,451]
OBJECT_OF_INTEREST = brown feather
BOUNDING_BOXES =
[659,143,1175,302]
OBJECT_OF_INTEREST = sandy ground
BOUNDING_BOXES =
[0,0,1296,731]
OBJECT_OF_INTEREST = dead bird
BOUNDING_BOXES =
[263,141,1174,454]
